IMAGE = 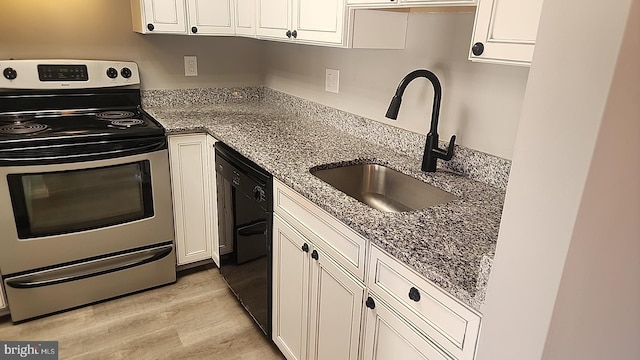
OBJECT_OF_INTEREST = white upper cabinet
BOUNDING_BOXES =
[256,0,291,39]
[398,0,475,5]
[132,0,407,46]
[132,0,188,33]
[257,0,408,48]
[347,0,476,7]
[131,0,236,35]
[294,0,346,45]
[235,0,256,37]
[258,0,346,44]
[346,0,396,5]
[187,0,235,35]
[469,0,544,65]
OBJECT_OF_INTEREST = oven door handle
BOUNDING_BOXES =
[47,141,166,160]
[5,245,173,289]
[0,137,167,165]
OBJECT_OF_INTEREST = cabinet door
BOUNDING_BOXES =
[0,284,6,310]
[187,0,235,35]
[307,248,364,360]
[142,0,188,33]
[235,0,256,36]
[257,0,291,40]
[469,0,544,65]
[293,0,346,45]
[206,136,220,267]
[399,0,475,5]
[347,0,397,6]
[272,215,311,360]
[169,134,213,265]
[362,295,453,360]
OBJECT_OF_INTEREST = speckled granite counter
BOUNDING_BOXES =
[143,88,507,311]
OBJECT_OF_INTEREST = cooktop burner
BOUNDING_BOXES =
[0,114,37,124]
[96,111,137,120]
[0,123,48,135]
[109,119,145,128]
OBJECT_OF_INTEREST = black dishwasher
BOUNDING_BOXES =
[215,142,273,337]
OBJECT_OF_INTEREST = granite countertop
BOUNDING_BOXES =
[145,96,505,311]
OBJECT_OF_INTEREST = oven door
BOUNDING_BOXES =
[0,149,174,275]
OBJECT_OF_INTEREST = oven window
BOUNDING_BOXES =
[8,161,154,239]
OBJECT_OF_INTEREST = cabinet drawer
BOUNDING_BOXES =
[368,245,480,360]
[273,179,367,281]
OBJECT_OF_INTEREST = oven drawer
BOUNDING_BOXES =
[3,243,176,322]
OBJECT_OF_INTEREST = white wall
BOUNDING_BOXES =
[476,0,639,359]
[542,1,640,357]
[1,2,527,160]
[0,0,263,89]
[261,12,530,160]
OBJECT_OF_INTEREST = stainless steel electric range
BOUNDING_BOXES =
[0,59,176,322]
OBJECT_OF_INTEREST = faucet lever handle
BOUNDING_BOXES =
[441,135,456,161]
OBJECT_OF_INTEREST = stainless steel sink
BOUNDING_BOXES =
[310,163,458,213]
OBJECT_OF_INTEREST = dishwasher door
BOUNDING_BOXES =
[215,142,272,337]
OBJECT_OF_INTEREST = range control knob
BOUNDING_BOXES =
[253,186,266,203]
[121,67,132,78]
[3,67,17,80]
[106,67,118,79]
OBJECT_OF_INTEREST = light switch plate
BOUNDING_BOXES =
[184,56,198,77]
[325,69,339,94]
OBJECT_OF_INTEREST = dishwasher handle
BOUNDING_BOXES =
[237,220,267,237]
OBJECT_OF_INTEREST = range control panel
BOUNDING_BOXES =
[38,64,89,82]
[0,60,140,89]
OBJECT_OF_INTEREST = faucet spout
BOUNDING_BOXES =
[385,69,456,172]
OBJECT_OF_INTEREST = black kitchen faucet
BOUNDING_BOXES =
[385,69,456,172]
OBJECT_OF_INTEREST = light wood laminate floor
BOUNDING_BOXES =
[0,265,284,360]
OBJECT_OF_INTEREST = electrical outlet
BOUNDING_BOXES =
[184,56,198,77]
[325,69,339,94]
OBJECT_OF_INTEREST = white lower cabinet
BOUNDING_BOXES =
[362,294,453,360]
[168,134,219,266]
[0,283,6,310]
[205,135,220,265]
[272,180,481,360]
[273,215,364,360]
[366,245,481,360]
